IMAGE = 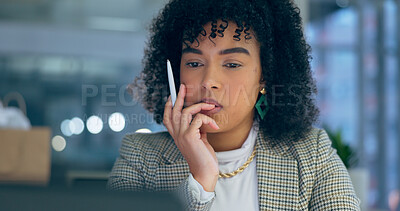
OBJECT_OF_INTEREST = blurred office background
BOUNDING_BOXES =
[0,0,398,210]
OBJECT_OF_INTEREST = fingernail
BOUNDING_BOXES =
[180,84,183,91]
[214,122,220,129]
[168,95,171,101]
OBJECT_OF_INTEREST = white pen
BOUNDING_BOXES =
[167,59,177,107]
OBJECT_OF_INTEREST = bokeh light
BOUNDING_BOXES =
[108,112,126,132]
[86,115,103,134]
[60,119,73,137]
[51,135,66,152]
[71,117,85,135]
[135,128,152,133]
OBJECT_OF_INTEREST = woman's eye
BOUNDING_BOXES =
[224,63,242,68]
[186,62,202,68]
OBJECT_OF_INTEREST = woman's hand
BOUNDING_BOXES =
[163,84,220,192]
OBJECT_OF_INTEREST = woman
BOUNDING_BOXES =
[107,0,361,210]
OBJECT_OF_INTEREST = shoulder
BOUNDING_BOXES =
[122,131,172,150]
[295,129,361,209]
[283,127,334,166]
[119,131,184,164]
[291,127,330,154]
[266,127,330,157]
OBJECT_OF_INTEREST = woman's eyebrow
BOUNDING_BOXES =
[181,47,250,56]
[182,48,202,55]
[219,47,250,55]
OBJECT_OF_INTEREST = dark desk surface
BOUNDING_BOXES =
[0,185,184,211]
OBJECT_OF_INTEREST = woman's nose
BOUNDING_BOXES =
[201,64,222,90]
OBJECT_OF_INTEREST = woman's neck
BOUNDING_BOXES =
[207,118,255,152]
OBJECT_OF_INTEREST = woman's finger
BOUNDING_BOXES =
[187,113,220,135]
[179,103,216,133]
[163,95,174,135]
[171,84,185,133]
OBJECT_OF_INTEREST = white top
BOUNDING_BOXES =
[187,120,260,211]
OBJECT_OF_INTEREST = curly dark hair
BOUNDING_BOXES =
[129,0,320,143]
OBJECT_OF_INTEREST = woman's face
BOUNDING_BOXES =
[180,20,265,133]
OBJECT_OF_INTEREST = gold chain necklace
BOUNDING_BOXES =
[218,147,257,178]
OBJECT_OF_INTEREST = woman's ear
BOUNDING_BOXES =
[259,77,266,88]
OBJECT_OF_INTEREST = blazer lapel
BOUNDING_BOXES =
[256,129,301,210]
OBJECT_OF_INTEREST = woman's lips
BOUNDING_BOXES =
[198,98,223,115]
[200,105,222,115]
[200,98,223,107]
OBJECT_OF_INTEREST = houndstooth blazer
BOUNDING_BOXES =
[107,127,361,210]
